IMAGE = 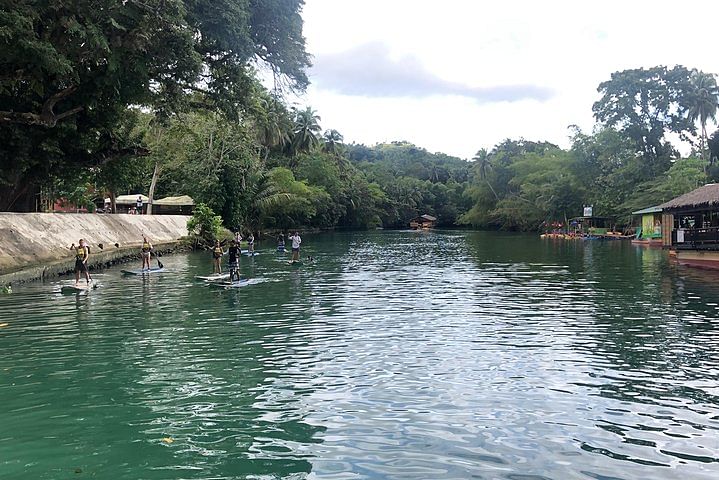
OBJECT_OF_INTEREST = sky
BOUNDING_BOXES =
[296,0,719,160]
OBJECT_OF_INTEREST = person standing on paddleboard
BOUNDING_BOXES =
[288,231,301,262]
[228,240,241,282]
[212,240,224,274]
[277,233,285,251]
[141,235,153,271]
[70,239,91,286]
[247,232,255,254]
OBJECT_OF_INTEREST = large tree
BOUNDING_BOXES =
[592,65,695,178]
[0,0,311,210]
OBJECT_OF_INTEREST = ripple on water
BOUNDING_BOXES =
[1,232,719,479]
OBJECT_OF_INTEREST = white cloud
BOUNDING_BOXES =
[298,0,719,159]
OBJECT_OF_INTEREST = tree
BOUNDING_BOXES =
[686,70,719,161]
[592,66,695,177]
[291,107,321,156]
[322,129,344,154]
[0,0,310,210]
[472,148,499,201]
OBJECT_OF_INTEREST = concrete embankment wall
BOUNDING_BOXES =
[0,213,190,283]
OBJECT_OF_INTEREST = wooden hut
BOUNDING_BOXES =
[409,214,437,230]
[659,183,719,268]
[631,206,663,246]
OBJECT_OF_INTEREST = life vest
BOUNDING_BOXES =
[213,246,223,256]
[142,242,151,252]
[76,247,86,260]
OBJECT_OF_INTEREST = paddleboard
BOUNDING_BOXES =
[287,260,303,266]
[242,251,259,256]
[210,279,253,289]
[121,267,165,275]
[195,273,231,282]
[61,283,97,294]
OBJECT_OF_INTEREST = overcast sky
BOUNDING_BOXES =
[297,0,719,160]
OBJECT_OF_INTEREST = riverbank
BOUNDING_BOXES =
[0,213,190,284]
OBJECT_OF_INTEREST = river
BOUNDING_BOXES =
[1,230,718,479]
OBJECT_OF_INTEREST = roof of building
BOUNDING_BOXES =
[153,195,195,206]
[659,184,719,211]
[116,194,148,204]
[631,205,663,215]
[419,214,437,221]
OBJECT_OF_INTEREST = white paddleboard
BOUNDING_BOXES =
[195,273,231,282]
[121,267,165,275]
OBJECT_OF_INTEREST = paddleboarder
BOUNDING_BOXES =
[212,240,224,274]
[288,231,301,263]
[70,239,91,286]
[247,232,255,253]
[141,235,153,271]
[277,233,285,251]
[228,240,241,282]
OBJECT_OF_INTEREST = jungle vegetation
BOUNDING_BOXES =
[1,3,718,232]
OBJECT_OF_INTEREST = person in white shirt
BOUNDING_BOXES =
[288,231,301,262]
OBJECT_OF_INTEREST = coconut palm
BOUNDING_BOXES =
[291,107,321,155]
[240,170,293,233]
[255,97,292,160]
[322,129,344,155]
[687,70,719,161]
[473,148,499,200]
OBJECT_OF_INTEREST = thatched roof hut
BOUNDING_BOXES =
[660,184,719,212]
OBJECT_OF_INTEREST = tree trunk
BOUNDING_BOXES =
[147,162,160,215]
[110,191,117,214]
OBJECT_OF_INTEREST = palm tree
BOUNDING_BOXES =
[291,107,321,155]
[473,148,499,201]
[687,70,719,161]
[241,171,293,233]
[322,129,344,155]
[255,97,292,160]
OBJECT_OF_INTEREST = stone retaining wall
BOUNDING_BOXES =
[0,213,189,283]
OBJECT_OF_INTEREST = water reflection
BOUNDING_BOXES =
[1,231,718,479]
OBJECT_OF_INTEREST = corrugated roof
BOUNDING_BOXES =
[153,195,194,206]
[659,184,719,210]
[116,194,148,204]
[631,206,663,215]
[420,214,437,221]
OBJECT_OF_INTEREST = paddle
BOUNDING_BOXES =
[151,250,164,269]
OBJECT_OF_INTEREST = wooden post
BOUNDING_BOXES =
[147,162,159,215]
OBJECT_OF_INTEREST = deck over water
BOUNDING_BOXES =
[1,231,718,479]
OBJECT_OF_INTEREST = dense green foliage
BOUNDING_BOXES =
[1,3,718,232]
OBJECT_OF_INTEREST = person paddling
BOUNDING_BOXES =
[277,233,285,251]
[70,239,91,286]
[247,232,255,254]
[141,235,153,271]
[288,231,301,263]
[228,240,241,282]
[212,240,224,274]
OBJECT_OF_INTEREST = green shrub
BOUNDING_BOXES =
[187,203,224,243]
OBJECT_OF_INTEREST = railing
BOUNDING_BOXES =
[674,227,719,246]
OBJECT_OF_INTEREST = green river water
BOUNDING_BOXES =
[1,230,718,479]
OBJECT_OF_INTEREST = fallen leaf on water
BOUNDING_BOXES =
[161,437,174,444]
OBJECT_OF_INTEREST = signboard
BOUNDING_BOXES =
[583,205,593,217]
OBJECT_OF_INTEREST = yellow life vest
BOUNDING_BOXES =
[76,247,86,259]
[142,242,150,252]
